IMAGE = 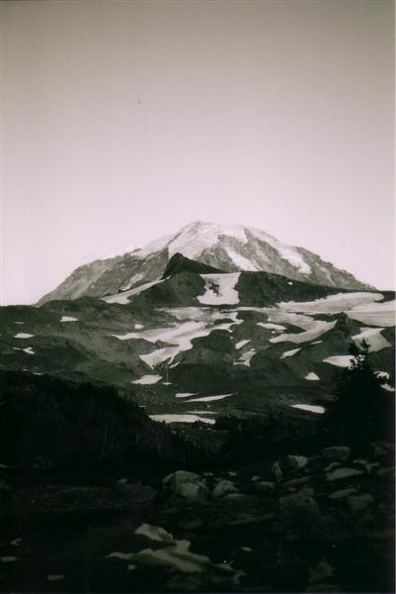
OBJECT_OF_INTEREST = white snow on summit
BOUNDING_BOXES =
[103,222,314,277]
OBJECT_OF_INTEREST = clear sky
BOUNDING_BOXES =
[1,0,394,305]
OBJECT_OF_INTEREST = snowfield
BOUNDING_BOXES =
[270,320,336,345]
[277,292,384,314]
[347,299,395,327]
[352,327,391,352]
[120,314,242,368]
[198,273,240,305]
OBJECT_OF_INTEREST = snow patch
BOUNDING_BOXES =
[281,348,301,359]
[375,371,390,381]
[132,375,162,385]
[175,392,197,398]
[276,245,311,274]
[22,347,35,355]
[270,320,336,344]
[323,355,355,368]
[278,292,384,315]
[186,394,232,403]
[14,333,34,339]
[227,248,259,271]
[134,318,241,368]
[234,348,256,367]
[305,372,320,381]
[149,414,215,425]
[103,279,163,304]
[235,339,250,350]
[60,316,78,322]
[291,404,325,414]
[198,273,240,305]
[257,322,286,331]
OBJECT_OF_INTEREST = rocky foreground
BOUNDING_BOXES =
[1,440,394,593]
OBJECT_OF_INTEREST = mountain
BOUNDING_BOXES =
[1,260,393,422]
[38,222,373,304]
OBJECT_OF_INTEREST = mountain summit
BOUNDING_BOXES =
[38,221,372,304]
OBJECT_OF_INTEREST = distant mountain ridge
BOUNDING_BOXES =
[38,221,373,304]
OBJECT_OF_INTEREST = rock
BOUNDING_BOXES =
[255,481,276,493]
[271,461,284,483]
[353,460,380,474]
[162,470,209,504]
[299,486,315,497]
[326,467,364,482]
[116,481,156,507]
[309,556,334,585]
[278,493,321,530]
[324,462,341,472]
[347,493,374,514]
[287,455,308,471]
[329,488,358,500]
[282,476,311,489]
[223,493,246,502]
[322,446,351,463]
[212,479,239,499]
[372,443,391,459]
[376,467,394,479]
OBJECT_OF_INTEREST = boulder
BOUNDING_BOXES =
[322,446,351,463]
[278,493,321,531]
[212,479,238,500]
[162,470,209,504]
[254,481,276,494]
[329,488,358,500]
[271,461,284,483]
[287,455,308,471]
[347,493,374,514]
[326,467,364,482]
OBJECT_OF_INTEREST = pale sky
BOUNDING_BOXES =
[1,0,394,305]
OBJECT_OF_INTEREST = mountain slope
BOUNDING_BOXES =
[38,222,373,304]
[2,263,393,422]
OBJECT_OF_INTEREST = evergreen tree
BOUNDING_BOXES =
[322,340,394,445]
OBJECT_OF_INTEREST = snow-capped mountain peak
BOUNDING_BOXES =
[38,221,373,304]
